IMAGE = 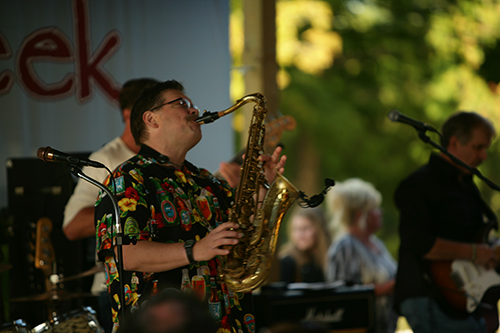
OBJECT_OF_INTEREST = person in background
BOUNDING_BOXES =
[325,178,398,333]
[95,80,287,332]
[394,111,499,333]
[63,78,159,332]
[278,207,330,283]
[117,289,217,333]
[218,159,241,188]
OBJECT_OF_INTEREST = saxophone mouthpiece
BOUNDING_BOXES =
[195,111,221,124]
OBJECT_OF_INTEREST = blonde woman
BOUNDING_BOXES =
[278,207,331,283]
[325,178,397,333]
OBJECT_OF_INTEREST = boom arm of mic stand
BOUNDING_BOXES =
[69,166,127,321]
[417,130,500,192]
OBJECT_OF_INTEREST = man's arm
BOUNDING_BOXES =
[425,238,498,269]
[218,161,241,188]
[118,222,242,272]
[374,279,395,296]
[63,206,96,241]
[63,162,109,241]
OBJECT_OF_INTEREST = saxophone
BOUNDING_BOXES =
[196,93,300,293]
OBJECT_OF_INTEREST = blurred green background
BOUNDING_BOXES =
[231,0,500,258]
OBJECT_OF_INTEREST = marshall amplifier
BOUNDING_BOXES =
[253,282,375,332]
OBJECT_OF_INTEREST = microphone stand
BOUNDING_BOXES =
[416,129,500,192]
[69,166,127,321]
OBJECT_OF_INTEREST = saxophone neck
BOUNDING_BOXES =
[195,93,266,125]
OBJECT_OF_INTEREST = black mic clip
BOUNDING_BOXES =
[298,178,335,208]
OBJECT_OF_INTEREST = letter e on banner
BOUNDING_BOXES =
[16,27,75,99]
[0,32,14,96]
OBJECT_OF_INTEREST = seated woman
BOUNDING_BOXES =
[278,207,331,283]
[325,178,398,333]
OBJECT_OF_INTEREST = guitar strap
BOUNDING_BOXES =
[469,180,498,243]
[477,193,498,230]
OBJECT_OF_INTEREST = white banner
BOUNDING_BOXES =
[0,0,233,208]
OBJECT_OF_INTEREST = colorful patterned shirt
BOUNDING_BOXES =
[95,145,255,333]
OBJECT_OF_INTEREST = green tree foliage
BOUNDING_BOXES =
[276,0,500,256]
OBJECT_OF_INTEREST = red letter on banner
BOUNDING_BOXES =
[17,27,75,98]
[74,0,121,104]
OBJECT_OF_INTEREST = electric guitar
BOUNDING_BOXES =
[429,245,500,314]
[34,217,56,293]
[264,114,296,153]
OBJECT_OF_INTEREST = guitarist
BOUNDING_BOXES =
[394,111,499,333]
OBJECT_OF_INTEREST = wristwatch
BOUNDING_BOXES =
[184,239,197,264]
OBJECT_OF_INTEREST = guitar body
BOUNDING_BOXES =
[429,260,468,314]
[429,254,500,331]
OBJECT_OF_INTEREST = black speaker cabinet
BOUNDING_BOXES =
[254,283,376,332]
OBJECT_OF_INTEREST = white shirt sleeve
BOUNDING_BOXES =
[62,137,135,230]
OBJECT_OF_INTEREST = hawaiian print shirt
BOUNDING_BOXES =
[95,145,255,333]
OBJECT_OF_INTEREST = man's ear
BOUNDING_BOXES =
[143,111,159,129]
[447,135,460,152]
[122,108,132,122]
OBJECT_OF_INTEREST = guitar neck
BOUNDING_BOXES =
[34,217,56,291]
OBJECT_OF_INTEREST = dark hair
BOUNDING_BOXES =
[117,290,217,333]
[119,78,159,111]
[441,111,496,148]
[130,80,185,145]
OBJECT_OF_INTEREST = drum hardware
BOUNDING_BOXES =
[0,319,30,333]
[56,265,104,283]
[10,218,104,332]
[31,306,104,333]
[10,289,96,303]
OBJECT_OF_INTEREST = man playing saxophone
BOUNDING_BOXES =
[95,80,286,333]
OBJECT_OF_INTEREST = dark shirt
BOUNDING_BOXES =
[394,154,495,314]
[279,255,325,283]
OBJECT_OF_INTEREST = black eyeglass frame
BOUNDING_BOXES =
[148,97,199,112]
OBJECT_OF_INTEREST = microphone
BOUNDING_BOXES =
[388,110,437,132]
[37,146,105,168]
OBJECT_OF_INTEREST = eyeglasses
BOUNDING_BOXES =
[149,97,199,113]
